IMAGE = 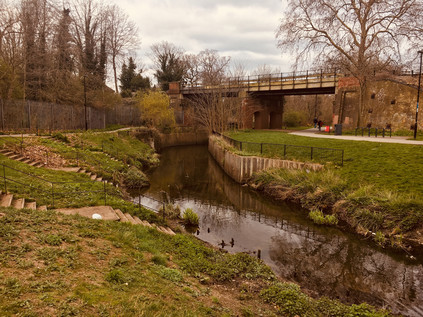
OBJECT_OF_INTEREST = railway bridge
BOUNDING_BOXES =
[168,70,343,129]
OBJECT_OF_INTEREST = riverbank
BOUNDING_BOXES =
[0,128,398,315]
[219,130,423,252]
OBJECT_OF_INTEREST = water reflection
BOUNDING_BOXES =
[137,145,423,316]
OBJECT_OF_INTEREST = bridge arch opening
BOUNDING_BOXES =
[253,111,265,129]
[269,111,282,129]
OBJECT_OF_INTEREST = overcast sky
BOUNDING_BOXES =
[111,0,290,77]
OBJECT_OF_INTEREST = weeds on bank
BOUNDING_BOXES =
[0,207,393,316]
[253,167,423,241]
[260,283,391,317]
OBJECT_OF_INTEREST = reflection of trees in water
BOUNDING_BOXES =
[146,145,423,316]
[269,230,423,314]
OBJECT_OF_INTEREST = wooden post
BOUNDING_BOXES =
[0,98,4,131]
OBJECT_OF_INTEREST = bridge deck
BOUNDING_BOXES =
[180,71,341,95]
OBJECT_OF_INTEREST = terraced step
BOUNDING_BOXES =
[90,174,97,180]
[114,209,129,222]
[95,177,102,182]
[133,216,143,225]
[37,205,47,211]
[24,201,37,210]
[12,198,25,209]
[124,213,137,224]
[0,194,13,207]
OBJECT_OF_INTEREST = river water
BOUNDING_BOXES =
[135,145,423,316]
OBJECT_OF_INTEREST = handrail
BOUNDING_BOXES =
[214,131,344,166]
[1,163,110,208]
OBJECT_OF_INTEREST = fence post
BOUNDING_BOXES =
[375,128,378,137]
[104,181,107,205]
[3,165,7,193]
[260,143,263,154]
[51,183,55,208]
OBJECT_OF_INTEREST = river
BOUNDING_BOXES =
[134,145,423,316]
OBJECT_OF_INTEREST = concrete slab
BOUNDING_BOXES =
[124,213,137,224]
[12,198,25,209]
[114,209,129,222]
[0,194,13,207]
[24,201,37,210]
[55,206,120,221]
[48,167,81,173]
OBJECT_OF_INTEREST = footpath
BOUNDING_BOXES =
[290,128,423,145]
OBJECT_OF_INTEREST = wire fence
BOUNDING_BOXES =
[1,163,112,208]
[215,131,344,166]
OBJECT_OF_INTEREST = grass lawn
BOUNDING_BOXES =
[227,130,423,195]
[0,133,157,221]
[0,207,391,316]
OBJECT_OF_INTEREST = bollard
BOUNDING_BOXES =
[375,128,378,138]
[257,249,261,259]
[382,128,385,138]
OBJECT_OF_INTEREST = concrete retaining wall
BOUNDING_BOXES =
[155,131,209,150]
[208,136,323,183]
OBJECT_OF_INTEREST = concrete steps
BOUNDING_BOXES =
[0,146,114,186]
[0,192,47,211]
[112,208,175,235]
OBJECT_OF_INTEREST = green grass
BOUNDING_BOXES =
[0,136,157,222]
[225,130,423,240]
[0,207,391,316]
[74,129,158,170]
[227,130,423,195]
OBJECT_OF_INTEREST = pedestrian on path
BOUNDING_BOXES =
[313,117,318,128]
[318,120,323,131]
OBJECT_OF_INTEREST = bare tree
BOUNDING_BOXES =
[197,49,230,85]
[188,87,242,133]
[107,4,139,93]
[0,1,23,99]
[150,41,185,91]
[276,0,423,127]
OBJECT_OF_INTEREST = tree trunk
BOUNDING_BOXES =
[113,55,118,93]
[357,80,366,128]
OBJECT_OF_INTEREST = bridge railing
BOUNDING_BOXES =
[181,70,341,93]
[214,131,344,166]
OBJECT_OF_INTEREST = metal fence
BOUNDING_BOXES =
[215,131,344,166]
[355,127,392,138]
[0,98,142,132]
[1,163,111,208]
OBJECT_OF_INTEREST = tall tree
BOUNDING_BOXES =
[276,0,423,127]
[197,49,230,85]
[107,4,139,93]
[119,56,149,96]
[150,41,185,91]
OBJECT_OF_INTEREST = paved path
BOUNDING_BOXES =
[290,128,423,145]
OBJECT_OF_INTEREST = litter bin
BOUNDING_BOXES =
[335,124,342,135]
